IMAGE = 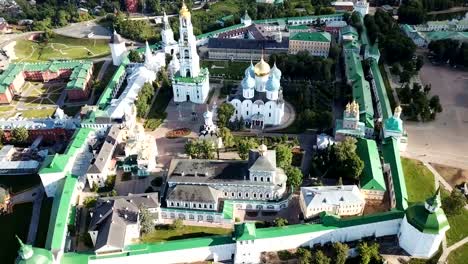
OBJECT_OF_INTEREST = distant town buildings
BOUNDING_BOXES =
[300,185,366,219]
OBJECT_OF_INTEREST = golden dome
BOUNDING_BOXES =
[180,2,191,19]
[254,57,270,77]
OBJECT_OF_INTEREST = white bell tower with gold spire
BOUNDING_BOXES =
[172,1,210,104]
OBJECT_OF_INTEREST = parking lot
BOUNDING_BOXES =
[403,59,468,169]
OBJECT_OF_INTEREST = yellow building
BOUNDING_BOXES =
[288,32,332,57]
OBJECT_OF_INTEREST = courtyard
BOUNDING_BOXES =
[403,57,468,169]
[0,81,66,119]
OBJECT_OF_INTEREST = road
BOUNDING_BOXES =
[403,57,468,170]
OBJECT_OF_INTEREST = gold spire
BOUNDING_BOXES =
[345,102,351,113]
[180,1,191,19]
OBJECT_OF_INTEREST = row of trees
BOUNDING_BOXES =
[268,52,336,81]
[109,13,159,42]
[135,82,156,118]
[442,189,466,216]
[398,0,467,25]
[428,39,468,67]
[364,10,416,64]
[398,83,443,121]
[296,241,380,264]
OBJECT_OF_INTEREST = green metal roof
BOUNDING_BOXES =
[222,200,234,220]
[384,116,403,133]
[97,63,126,110]
[382,137,409,211]
[357,138,386,192]
[405,190,449,234]
[234,223,256,241]
[173,67,209,84]
[287,25,310,30]
[320,210,404,227]
[423,31,468,41]
[370,60,392,120]
[290,32,331,42]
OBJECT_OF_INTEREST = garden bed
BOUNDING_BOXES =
[166,128,191,138]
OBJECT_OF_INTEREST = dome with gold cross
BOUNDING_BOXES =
[180,2,191,19]
[254,56,270,77]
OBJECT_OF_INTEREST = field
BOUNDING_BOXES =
[0,203,33,264]
[14,35,110,62]
[141,224,232,242]
[447,243,468,264]
[441,188,468,246]
[402,158,436,204]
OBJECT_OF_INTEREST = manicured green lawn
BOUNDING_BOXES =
[14,35,110,62]
[201,60,250,80]
[448,243,468,264]
[402,158,436,204]
[141,225,232,242]
[21,108,56,118]
[441,188,468,246]
[0,203,33,264]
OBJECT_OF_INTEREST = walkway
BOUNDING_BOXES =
[438,236,468,263]
[26,188,44,244]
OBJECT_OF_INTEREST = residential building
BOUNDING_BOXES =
[288,32,331,57]
[88,193,159,254]
[170,3,210,104]
[300,185,366,219]
[229,58,285,128]
[86,125,122,188]
[354,0,369,16]
[331,1,354,12]
[206,37,289,61]
[325,20,347,35]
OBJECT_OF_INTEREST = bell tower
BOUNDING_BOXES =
[178,2,200,78]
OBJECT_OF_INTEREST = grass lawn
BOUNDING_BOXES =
[141,224,232,243]
[201,60,250,80]
[441,188,468,246]
[402,157,435,204]
[20,108,56,118]
[0,203,33,264]
[144,86,172,131]
[447,243,468,264]
[14,35,110,62]
[93,64,118,104]
[34,197,54,248]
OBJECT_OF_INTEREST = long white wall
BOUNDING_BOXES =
[89,243,236,264]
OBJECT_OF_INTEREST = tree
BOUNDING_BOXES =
[312,250,331,264]
[429,95,443,113]
[297,248,312,264]
[331,137,364,181]
[219,127,235,149]
[357,242,380,264]
[237,137,259,160]
[276,144,292,169]
[185,140,199,158]
[217,103,235,128]
[442,189,466,216]
[274,217,288,227]
[128,49,142,62]
[333,242,349,264]
[170,218,183,230]
[83,197,97,208]
[398,0,426,25]
[139,205,155,234]
[11,127,29,144]
[285,166,303,189]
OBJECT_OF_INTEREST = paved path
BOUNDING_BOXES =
[438,236,468,263]
[10,185,42,205]
[263,101,296,132]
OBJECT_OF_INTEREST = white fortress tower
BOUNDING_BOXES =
[161,11,178,54]
[109,30,127,66]
[171,2,210,104]
[398,189,450,258]
[241,10,252,26]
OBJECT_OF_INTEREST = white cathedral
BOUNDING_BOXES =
[229,58,285,129]
[167,3,210,104]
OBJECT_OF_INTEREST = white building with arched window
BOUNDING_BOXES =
[170,3,210,104]
[228,58,285,129]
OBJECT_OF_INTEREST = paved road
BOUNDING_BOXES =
[438,236,468,263]
[403,57,468,169]
[53,20,111,40]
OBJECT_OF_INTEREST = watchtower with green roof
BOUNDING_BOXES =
[233,223,260,264]
[15,236,53,264]
[398,189,450,258]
